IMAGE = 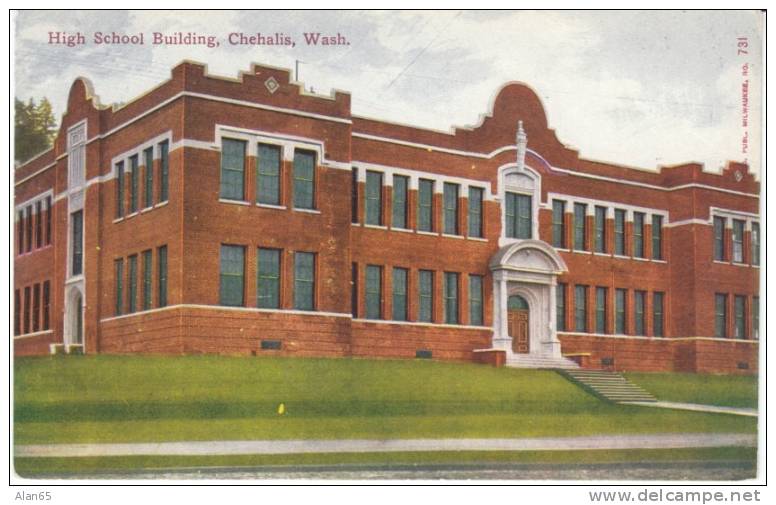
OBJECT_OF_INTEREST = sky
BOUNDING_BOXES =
[13,10,764,175]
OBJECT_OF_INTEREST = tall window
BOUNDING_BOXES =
[614,209,626,255]
[35,201,42,248]
[418,270,434,322]
[219,245,245,307]
[365,265,382,319]
[25,205,32,252]
[128,255,138,314]
[157,245,167,307]
[633,212,645,258]
[469,274,484,326]
[552,200,566,248]
[573,203,587,251]
[443,183,459,235]
[392,267,408,321]
[615,288,626,334]
[392,175,409,229]
[351,263,358,316]
[468,187,484,238]
[23,287,30,333]
[293,251,315,310]
[115,259,124,316]
[732,219,744,263]
[42,281,50,330]
[734,295,746,339]
[713,216,726,261]
[634,290,645,335]
[556,283,566,331]
[71,210,83,276]
[17,210,24,255]
[129,154,139,213]
[45,196,52,245]
[651,215,663,260]
[144,147,154,208]
[142,250,152,310]
[444,272,459,324]
[32,283,40,332]
[594,206,606,253]
[351,168,359,223]
[14,289,20,336]
[293,150,316,209]
[220,138,246,200]
[574,285,587,332]
[595,287,607,334]
[159,140,169,203]
[257,248,281,309]
[751,222,760,266]
[257,143,281,205]
[365,171,383,225]
[505,192,532,239]
[714,293,728,338]
[417,179,434,232]
[653,292,664,337]
[115,161,125,218]
[752,296,759,340]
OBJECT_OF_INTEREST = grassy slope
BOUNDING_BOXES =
[14,355,756,445]
[625,372,758,408]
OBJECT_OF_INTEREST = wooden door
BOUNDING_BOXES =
[509,309,530,353]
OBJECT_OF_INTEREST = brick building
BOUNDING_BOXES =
[13,61,760,373]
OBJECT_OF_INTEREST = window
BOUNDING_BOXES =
[469,274,484,326]
[45,196,52,245]
[32,283,40,332]
[633,212,645,258]
[365,171,383,225]
[444,272,459,324]
[351,168,359,223]
[23,286,31,333]
[594,206,606,253]
[614,209,626,255]
[552,200,566,248]
[129,154,139,213]
[418,270,434,322]
[220,138,246,200]
[417,179,434,232]
[293,150,316,209]
[128,255,138,314]
[732,219,744,263]
[144,147,154,208]
[257,143,282,205]
[293,251,315,310]
[17,210,24,255]
[715,293,728,338]
[257,248,281,309]
[25,205,32,252]
[751,222,760,266]
[159,140,169,203]
[505,192,531,239]
[573,203,587,250]
[351,263,358,316]
[653,292,664,337]
[42,281,50,331]
[157,245,167,307]
[752,296,759,340]
[365,265,382,319]
[443,183,460,235]
[71,210,83,276]
[615,288,627,334]
[556,283,566,331]
[35,201,42,248]
[595,287,607,334]
[468,187,484,238]
[392,267,408,321]
[734,295,746,339]
[219,245,245,307]
[392,175,409,229]
[116,161,125,218]
[115,259,124,316]
[142,250,152,311]
[14,289,20,336]
[574,285,587,332]
[634,290,645,335]
[713,216,726,261]
[651,215,663,260]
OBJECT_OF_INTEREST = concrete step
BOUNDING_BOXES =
[505,354,580,370]
[557,369,657,403]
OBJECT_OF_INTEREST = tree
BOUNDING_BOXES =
[15,97,57,164]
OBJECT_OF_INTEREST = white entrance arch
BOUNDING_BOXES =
[64,285,84,349]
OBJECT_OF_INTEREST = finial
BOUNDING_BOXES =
[516,120,527,171]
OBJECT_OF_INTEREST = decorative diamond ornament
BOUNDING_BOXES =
[264,76,280,94]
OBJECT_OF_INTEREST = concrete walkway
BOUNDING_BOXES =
[15,433,756,458]
[623,401,758,417]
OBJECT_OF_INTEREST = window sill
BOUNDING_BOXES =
[364,224,388,230]
[219,198,250,206]
[416,230,438,236]
[256,203,286,210]
[467,236,488,242]
[155,200,169,208]
[294,207,321,214]
[391,227,413,233]
[441,233,464,240]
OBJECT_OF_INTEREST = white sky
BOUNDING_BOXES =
[13,10,763,175]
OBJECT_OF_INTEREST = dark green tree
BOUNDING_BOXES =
[15,97,57,164]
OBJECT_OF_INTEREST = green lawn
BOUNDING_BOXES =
[625,372,758,408]
[14,355,756,446]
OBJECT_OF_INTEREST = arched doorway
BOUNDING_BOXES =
[508,295,530,353]
[64,286,84,349]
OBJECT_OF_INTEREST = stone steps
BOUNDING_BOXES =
[558,369,657,403]
[506,354,580,369]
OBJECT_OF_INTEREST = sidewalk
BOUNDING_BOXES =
[15,433,756,458]
[623,401,758,417]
